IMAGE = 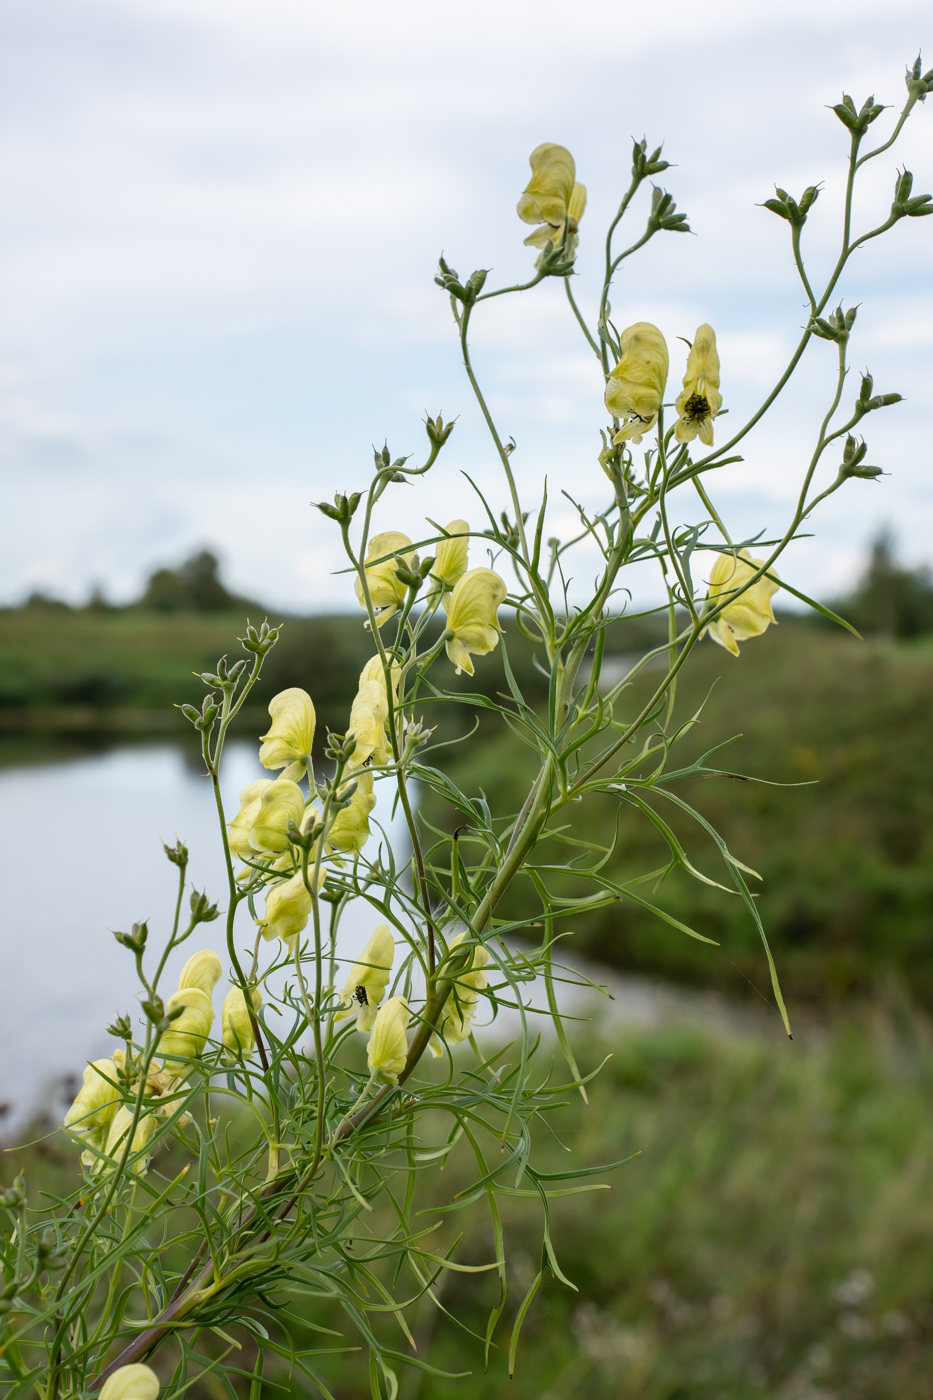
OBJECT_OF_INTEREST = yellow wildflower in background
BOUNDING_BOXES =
[327,770,377,853]
[444,568,507,676]
[177,950,222,997]
[431,934,490,1055]
[674,324,723,446]
[704,550,779,656]
[432,519,470,588]
[261,870,314,951]
[517,144,586,263]
[259,688,316,781]
[64,1059,120,1167]
[159,987,214,1061]
[248,779,306,854]
[335,924,395,1031]
[605,322,669,444]
[222,986,262,1059]
[226,778,273,860]
[367,995,410,1083]
[355,531,415,627]
[99,1364,160,1400]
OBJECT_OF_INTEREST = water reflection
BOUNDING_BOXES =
[0,741,409,1129]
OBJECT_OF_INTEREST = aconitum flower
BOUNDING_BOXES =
[367,995,410,1083]
[248,779,306,855]
[517,144,587,263]
[176,949,222,997]
[326,771,377,854]
[222,986,262,1059]
[99,1105,157,1176]
[159,987,214,1061]
[226,778,273,860]
[335,924,395,1032]
[674,324,723,446]
[261,870,313,951]
[431,934,490,1055]
[605,323,669,444]
[432,519,470,588]
[64,1059,120,1166]
[99,1364,160,1400]
[355,531,415,627]
[704,551,779,656]
[259,688,316,781]
[444,568,507,676]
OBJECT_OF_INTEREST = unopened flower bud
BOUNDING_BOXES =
[162,840,188,867]
[425,413,456,447]
[189,889,219,923]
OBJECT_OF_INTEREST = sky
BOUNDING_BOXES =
[0,0,931,614]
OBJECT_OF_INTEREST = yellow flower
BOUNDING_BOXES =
[517,144,586,263]
[430,934,490,1056]
[347,655,401,768]
[674,324,723,446]
[335,924,395,1031]
[159,987,214,1062]
[704,551,779,656]
[261,869,313,951]
[227,778,274,860]
[64,1059,120,1167]
[367,996,410,1083]
[432,519,470,588]
[259,688,316,781]
[605,322,670,444]
[249,779,306,854]
[354,531,415,627]
[327,770,377,853]
[222,986,263,1059]
[99,1105,157,1176]
[444,568,507,676]
[177,949,222,997]
[99,1364,160,1400]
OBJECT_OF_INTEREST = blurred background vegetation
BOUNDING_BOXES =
[4,536,933,1396]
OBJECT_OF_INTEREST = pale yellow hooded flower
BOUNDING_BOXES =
[354,531,415,627]
[674,324,723,446]
[222,985,263,1059]
[259,688,316,781]
[99,1364,160,1400]
[605,322,670,444]
[444,568,507,676]
[227,778,274,860]
[432,519,470,588]
[159,987,214,1062]
[64,1058,121,1167]
[98,1105,158,1176]
[261,869,316,951]
[177,949,222,997]
[367,995,410,1083]
[334,924,395,1032]
[704,551,779,657]
[249,779,306,854]
[347,655,401,768]
[430,934,490,1056]
[327,770,377,853]
[517,144,587,264]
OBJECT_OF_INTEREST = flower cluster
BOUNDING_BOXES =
[64,950,259,1176]
[605,320,724,447]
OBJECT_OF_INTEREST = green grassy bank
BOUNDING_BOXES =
[8,1013,933,1399]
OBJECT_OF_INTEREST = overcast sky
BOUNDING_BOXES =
[1,0,931,613]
